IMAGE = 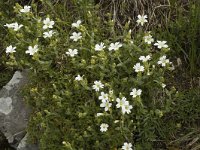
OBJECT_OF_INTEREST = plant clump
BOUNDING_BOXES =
[2,2,179,150]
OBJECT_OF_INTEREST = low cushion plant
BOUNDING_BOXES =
[2,2,177,150]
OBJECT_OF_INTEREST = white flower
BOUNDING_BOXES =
[136,15,148,26]
[100,99,112,111]
[116,97,128,108]
[100,123,109,132]
[4,23,15,28]
[154,41,168,49]
[95,42,105,51]
[6,45,16,53]
[157,55,170,67]
[114,120,119,123]
[92,80,104,92]
[133,63,144,72]
[72,20,81,28]
[20,5,31,13]
[4,23,23,31]
[122,103,133,114]
[43,18,55,29]
[144,35,154,44]
[13,23,23,31]
[161,83,166,88]
[62,141,67,145]
[122,142,133,150]
[43,30,55,38]
[96,113,104,117]
[75,75,83,81]
[108,42,122,51]
[98,92,109,101]
[66,49,78,57]
[25,45,38,55]
[139,55,151,62]
[130,88,142,98]
[70,32,82,42]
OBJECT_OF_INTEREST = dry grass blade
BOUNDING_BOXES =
[187,137,200,149]
[191,144,200,150]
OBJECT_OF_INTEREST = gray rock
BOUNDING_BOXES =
[0,97,13,115]
[17,134,39,150]
[0,71,39,150]
[4,71,23,91]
